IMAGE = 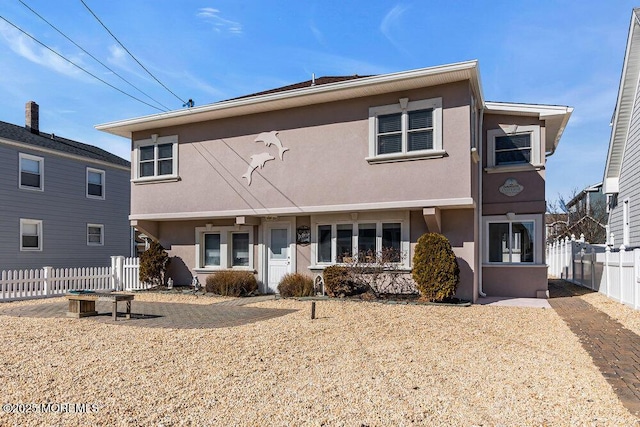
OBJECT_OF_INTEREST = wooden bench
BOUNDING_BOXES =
[66,292,134,321]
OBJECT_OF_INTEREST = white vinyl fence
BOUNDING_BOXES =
[547,234,640,310]
[0,256,148,302]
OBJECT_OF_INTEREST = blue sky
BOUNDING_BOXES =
[0,1,637,202]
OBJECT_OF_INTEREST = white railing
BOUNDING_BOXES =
[547,234,640,310]
[0,256,149,302]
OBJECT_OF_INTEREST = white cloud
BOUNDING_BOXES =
[309,22,326,47]
[380,4,411,56]
[0,21,84,79]
[197,8,243,34]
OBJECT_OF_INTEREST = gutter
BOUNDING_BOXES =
[478,104,486,298]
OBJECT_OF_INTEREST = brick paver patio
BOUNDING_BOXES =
[548,279,640,417]
[0,296,296,329]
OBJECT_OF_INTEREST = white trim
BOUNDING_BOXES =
[129,197,475,221]
[368,97,443,162]
[483,214,543,265]
[87,223,104,246]
[133,135,179,182]
[96,61,483,138]
[1,138,129,171]
[86,167,106,200]
[487,125,541,169]
[18,152,44,191]
[20,218,42,251]
[194,224,255,271]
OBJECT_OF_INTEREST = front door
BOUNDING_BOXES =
[267,225,291,293]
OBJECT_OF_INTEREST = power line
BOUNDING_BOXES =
[0,15,165,112]
[79,0,188,106]
[18,0,170,112]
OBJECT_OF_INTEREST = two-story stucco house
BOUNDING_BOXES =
[0,101,131,270]
[97,61,572,301]
[604,9,640,249]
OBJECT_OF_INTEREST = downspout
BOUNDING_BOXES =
[477,105,487,297]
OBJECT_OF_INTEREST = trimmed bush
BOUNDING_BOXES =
[277,273,314,297]
[139,241,170,286]
[205,271,258,297]
[412,233,460,301]
[323,265,368,298]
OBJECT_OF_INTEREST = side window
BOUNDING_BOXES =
[133,135,178,181]
[87,168,105,199]
[19,153,44,191]
[87,224,104,246]
[20,219,42,251]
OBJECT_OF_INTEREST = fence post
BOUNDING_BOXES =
[620,245,626,304]
[111,256,125,291]
[634,248,640,310]
[43,266,52,297]
[605,245,611,297]
[591,248,596,290]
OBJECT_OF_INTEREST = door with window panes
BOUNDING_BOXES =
[267,224,291,293]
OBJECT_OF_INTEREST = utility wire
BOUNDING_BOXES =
[0,15,165,112]
[18,0,170,112]
[79,0,188,106]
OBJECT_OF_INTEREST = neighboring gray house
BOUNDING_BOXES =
[0,101,131,270]
[604,8,640,248]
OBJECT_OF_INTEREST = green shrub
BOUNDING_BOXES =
[412,233,460,301]
[139,241,170,286]
[323,265,368,298]
[205,271,258,296]
[277,273,314,297]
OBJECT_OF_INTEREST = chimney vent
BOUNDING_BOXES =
[25,101,39,135]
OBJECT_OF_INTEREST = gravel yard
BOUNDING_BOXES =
[0,294,637,426]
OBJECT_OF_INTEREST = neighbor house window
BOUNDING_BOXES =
[315,220,406,265]
[19,153,44,190]
[487,125,541,170]
[487,220,535,263]
[87,168,105,199]
[194,226,254,271]
[87,224,104,246]
[368,97,443,162]
[133,135,178,181]
[20,219,42,251]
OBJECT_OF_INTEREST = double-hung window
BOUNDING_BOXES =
[20,219,42,251]
[196,226,254,271]
[87,168,105,199]
[315,221,405,265]
[487,220,535,263]
[19,153,44,191]
[368,97,443,162]
[133,135,178,182]
[87,224,104,246]
[487,125,541,170]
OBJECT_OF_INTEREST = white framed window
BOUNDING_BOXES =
[19,153,44,191]
[311,213,409,267]
[484,214,542,264]
[20,218,42,251]
[195,225,254,271]
[133,135,178,182]
[623,198,630,247]
[86,168,105,199]
[87,224,104,246]
[486,125,541,171]
[367,97,444,163]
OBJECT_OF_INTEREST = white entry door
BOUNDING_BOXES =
[267,226,291,293]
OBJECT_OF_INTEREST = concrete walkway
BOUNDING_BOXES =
[548,279,640,417]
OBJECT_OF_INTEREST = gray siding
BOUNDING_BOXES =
[610,78,640,247]
[0,143,131,270]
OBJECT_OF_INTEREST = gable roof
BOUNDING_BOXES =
[0,120,130,168]
[603,8,640,194]
[96,60,485,138]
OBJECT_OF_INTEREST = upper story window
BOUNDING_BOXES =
[19,153,44,191]
[487,125,541,172]
[20,218,42,251]
[133,135,178,183]
[87,168,105,199]
[367,97,444,163]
